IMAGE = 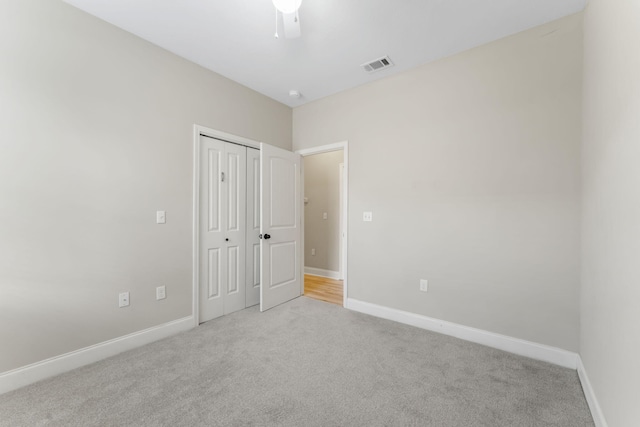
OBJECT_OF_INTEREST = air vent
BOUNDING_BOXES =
[361,56,394,73]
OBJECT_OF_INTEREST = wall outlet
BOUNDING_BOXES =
[419,279,428,292]
[156,210,166,224]
[323,212,328,220]
[119,291,130,308]
[311,248,316,256]
[363,211,373,222]
[156,285,166,300]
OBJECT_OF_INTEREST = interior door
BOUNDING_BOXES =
[260,143,302,311]
[222,142,247,315]
[199,136,246,323]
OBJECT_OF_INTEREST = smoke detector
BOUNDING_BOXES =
[361,56,394,73]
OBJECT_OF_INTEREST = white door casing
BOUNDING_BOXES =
[339,162,344,280]
[260,143,302,311]
[245,147,261,307]
[199,135,247,322]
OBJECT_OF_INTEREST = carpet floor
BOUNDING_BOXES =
[0,297,593,426]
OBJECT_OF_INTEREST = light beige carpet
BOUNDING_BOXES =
[0,297,593,426]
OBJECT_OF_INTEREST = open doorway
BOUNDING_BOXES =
[297,142,348,307]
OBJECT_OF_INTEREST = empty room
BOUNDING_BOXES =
[0,0,638,426]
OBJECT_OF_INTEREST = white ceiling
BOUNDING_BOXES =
[63,0,586,107]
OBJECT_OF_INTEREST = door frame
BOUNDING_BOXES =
[192,124,260,327]
[339,162,344,280]
[296,141,349,307]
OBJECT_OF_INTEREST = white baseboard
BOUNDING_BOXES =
[346,298,578,369]
[304,267,341,280]
[0,316,194,395]
[577,356,608,427]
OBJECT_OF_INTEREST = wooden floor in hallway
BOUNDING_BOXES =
[304,274,343,306]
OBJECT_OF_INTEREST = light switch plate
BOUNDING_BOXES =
[323,212,328,220]
[156,211,166,224]
[156,285,166,300]
[363,211,373,222]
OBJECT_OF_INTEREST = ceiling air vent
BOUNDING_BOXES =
[361,56,394,73]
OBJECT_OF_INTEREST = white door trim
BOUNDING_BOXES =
[339,162,344,280]
[296,141,349,307]
[192,125,261,326]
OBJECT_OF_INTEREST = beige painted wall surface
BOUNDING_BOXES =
[0,0,291,373]
[581,0,640,425]
[304,151,343,272]
[293,15,582,351]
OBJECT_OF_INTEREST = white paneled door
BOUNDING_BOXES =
[199,136,247,323]
[260,143,302,311]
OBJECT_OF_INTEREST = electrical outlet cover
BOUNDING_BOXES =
[119,292,130,307]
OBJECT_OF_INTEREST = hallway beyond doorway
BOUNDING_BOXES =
[303,274,343,306]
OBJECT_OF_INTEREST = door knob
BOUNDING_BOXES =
[263,234,271,240]
[225,238,229,242]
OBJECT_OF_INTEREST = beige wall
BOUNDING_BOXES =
[293,14,582,351]
[0,0,291,373]
[581,0,640,425]
[304,151,343,273]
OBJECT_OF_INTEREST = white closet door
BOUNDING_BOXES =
[245,147,261,307]
[260,143,302,311]
[199,136,246,323]
[223,142,247,315]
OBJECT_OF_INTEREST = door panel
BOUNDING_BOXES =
[207,248,221,298]
[245,148,261,307]
[207,148,221,232]
[221,142,246,315]
[269,158,297,227]
[200,138,224,322]
[269,242,296,287]
[227,246,239,293]
[227,152,240,231]
[199,136,246,322]
[260,143,302,311]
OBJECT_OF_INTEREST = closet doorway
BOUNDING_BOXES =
[193,126,303,324]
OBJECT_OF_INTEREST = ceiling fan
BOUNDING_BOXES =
[273,0,301,39]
